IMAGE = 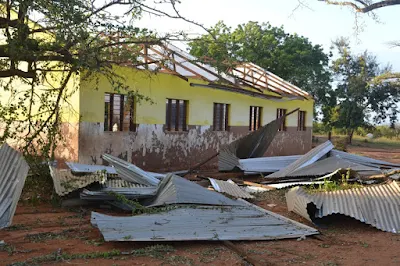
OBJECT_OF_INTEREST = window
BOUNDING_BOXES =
[104,93,135,132]
[213,103,229,131]
[277,108,287,131]
[166,99,188,131]
[298,111,306,131]
[249,106,262,131]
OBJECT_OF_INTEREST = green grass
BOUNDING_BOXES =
[306,170,364,193]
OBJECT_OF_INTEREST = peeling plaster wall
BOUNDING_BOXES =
[78,123,311,171]
[77,66,314,171]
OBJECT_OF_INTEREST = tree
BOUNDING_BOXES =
[0,0,199,161]
[325,38,399,143]
[188,21,332,105]
[320,0,400,13]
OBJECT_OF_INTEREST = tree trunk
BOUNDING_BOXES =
[347,129,354,144]
[328,131,332,140]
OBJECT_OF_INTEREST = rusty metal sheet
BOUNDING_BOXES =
[267,141,334,179]
[286,182,400,233]
[49,166,106,196]
[208,178,254,199]
[0,143,30,228]
[91,200,318,242]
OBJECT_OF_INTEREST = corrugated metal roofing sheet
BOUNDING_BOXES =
[92,200,318,241]
[65,162,117,174]
[331,149,400,169]
[267,141,334,178]
[239,155,301,173]
[287,157,381,177]
[209,178,254,199]
[145,174,244,207]
[286,182,400,233]
[49,166,106,196]
[102,154,159,186]
[0,144,30,228]
[219,117,281,171]
[104,179,146,189]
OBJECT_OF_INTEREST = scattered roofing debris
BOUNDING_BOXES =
[238,155,301,174]
[208,178,254,199]
[49,166,107,196]
[92,200,318,242]
[286,157,380,178]
[331,149,400,169]
[102,154,160,186]
[66,162,117,174]
[145,174,243,207]
[267,140,334,179]
[0,143,30,229]
[218,108,299,172]
[286,182,400,233]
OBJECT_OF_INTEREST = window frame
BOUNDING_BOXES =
[104,92,136,132]
[166,98,188,132]
[213,103,230,131]
[298,110,306,131]
[249,106,262,131]
[277,108,287,131]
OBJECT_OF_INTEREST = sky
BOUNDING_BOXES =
[131,0,400,71]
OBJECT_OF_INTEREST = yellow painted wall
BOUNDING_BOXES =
[80,66,314,128]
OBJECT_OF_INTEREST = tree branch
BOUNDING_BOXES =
[323,0,400,13]
[0,69,35,78]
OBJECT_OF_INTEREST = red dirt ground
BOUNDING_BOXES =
[1,146,400,266]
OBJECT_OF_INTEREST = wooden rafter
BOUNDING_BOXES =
[148,47,209,81]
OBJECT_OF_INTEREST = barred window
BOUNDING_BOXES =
[249,106,262,131]
[277,108,287,131]
[298,111,306,131]
[104,93,135,132]
[166,99,188,131]
[213,103,229,131]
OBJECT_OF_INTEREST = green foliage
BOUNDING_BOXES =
[0,1,184,165]
[307,170,363,193]
[188,21,332,105]
[323,38,400,143]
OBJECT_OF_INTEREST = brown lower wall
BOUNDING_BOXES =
[77,122,312,171]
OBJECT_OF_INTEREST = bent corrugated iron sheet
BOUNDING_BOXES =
[0,144,30,228]
[102,154,160,186]
[65,162,117,175]
[239,155,301,174]
[286,182,400,233]
[209,178,254,199]
[49,166,107,196]
[91,200,318,241]
[145,174,243,207]
[331,149,400,169]
[267,141,334,178]
[287,157,381,177]
[218,117,282,171]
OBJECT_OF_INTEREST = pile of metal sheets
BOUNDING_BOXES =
[102,154,160,186]
[144,174,243,207]
[267,140,334,179]
[238,155,301,174]
[92,200,319,242]
[49,166,107,196]
[286,181,400,233]
[0,143,30,229]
